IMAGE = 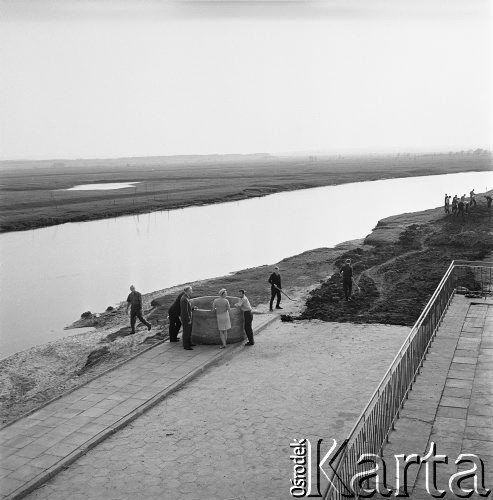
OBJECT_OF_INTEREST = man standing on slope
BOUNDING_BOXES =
[340,259,354,302]
[126,285,152,334]
[470,189,477,207]
[268,266,283,311]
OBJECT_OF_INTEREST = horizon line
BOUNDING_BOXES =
[1,148,491,164]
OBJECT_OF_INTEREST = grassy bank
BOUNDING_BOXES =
[1,152,490,232]
[298,194,493,325]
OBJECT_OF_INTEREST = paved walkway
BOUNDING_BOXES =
[18,320,408,500]
[381,295,493,497]
[0,314,277,499]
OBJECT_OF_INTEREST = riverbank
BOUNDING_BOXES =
[0,239,358,425]
[1,193,492,425]
[296,192,493,325]
[0,152,490,232]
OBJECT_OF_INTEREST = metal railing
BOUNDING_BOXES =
[324,260,493,500]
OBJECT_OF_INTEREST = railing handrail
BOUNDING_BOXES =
[324,260,493,499]
[339,261,455,447]
[450,260,493,267]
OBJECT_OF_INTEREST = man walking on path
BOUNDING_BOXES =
[126,285,151,334]
[340,259,354,301]
[168,290,185,342]
[235,289,254,346]
[180,286,196,350]
[268,266,283,311]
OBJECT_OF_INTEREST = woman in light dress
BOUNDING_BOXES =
[212,289,231,349]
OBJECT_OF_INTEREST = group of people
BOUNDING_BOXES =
[443,189,484,217]
[126,284,258,350]
[125,259,358,350]
[167,286,255,350]
[125,267,287,350]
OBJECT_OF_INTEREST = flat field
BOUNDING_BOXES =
[1,152,490,232]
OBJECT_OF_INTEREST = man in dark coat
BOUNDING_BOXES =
[180,286,196,350]
[340,259,353,301]
[268,266,282,311]
[126,285,151,333]
[457,198,465,217]
[168,291,185,342]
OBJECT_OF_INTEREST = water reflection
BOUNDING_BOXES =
[64,182,140,191]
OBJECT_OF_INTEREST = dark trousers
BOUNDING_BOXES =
[244,311,254,344]
[130,308,150,332]
[343,279,352,301]
[182,323,192,349]
[270,288,281,309]
[169,314,181,340]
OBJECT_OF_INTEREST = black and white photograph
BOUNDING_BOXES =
[0,0,492,498]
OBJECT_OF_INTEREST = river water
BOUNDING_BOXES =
[0,171,491,357]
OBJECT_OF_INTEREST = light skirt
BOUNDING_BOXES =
[216,311,231,331]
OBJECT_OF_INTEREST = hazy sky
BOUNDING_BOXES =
[0,0,491,160]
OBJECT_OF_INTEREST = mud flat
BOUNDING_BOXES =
[1,193,492,425]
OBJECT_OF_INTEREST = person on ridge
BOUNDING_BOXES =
[452,195,458,215]
[268,266,283,311]
[457,197,465,217]
[126,285,151,334]
[470,189,477,207]
[340,259,354,302]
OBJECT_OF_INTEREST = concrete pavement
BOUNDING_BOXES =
[20,320,409,500]
[380,295,493,498]
[0,314,278,499]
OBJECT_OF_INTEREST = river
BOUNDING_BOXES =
[0,171,491,357]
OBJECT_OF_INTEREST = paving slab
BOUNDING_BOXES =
[378,296,493,499]
[0,313,277,499]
